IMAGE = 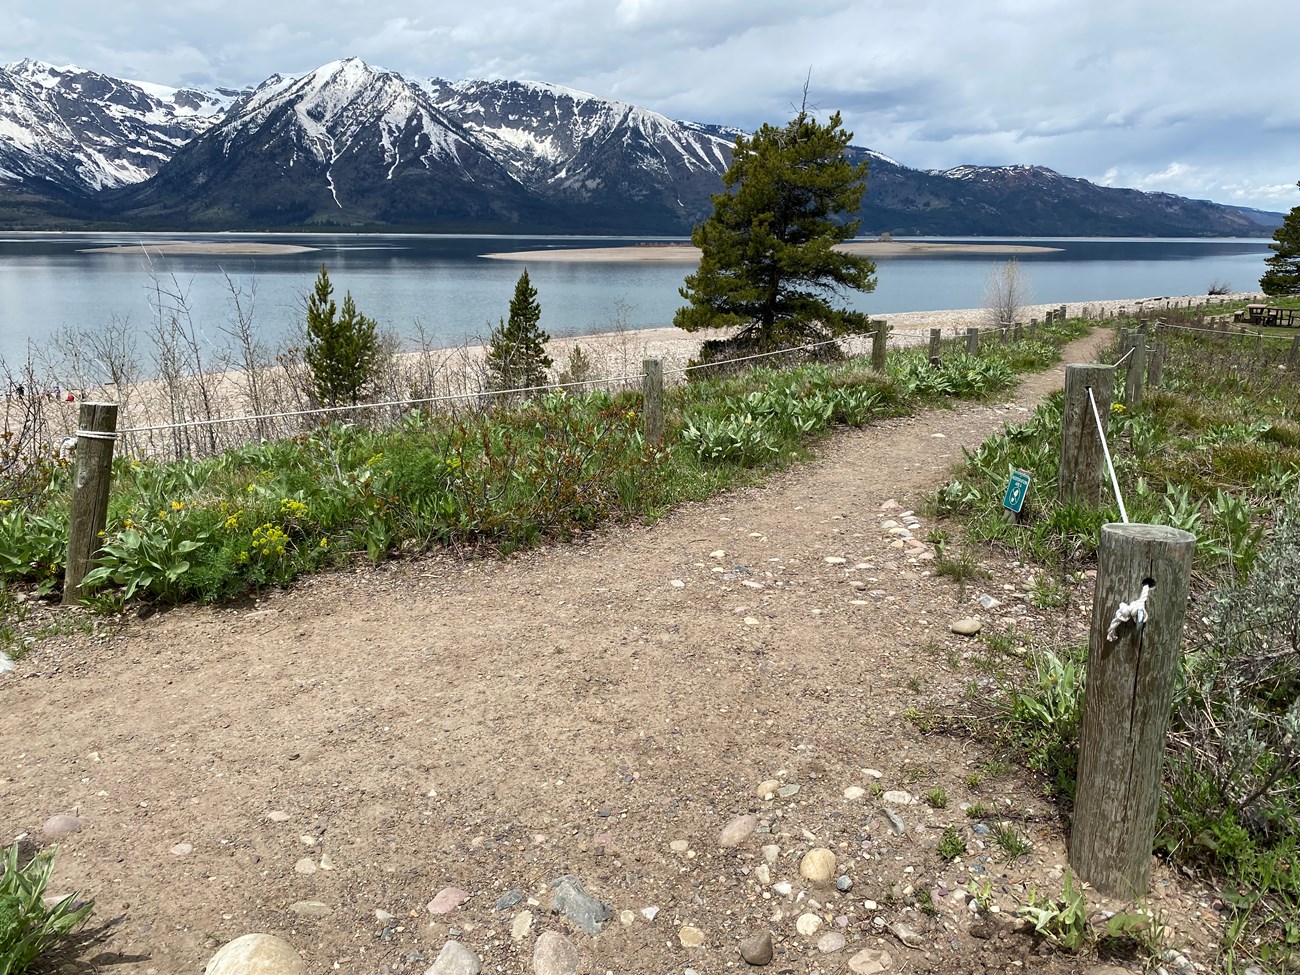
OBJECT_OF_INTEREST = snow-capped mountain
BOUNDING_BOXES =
[0,58,241,194]
[0,56,1279,236]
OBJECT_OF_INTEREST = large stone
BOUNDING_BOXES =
[550,876,612,934]
[817,931,847,953]
[41,814,83,840]
[532,932,580,975]
[424,941,481,975]
[205,933,306,975]
[950,618,983,636]
[428,887,470,915]
[719,814,758,848]
[512,911,534,940]
[739,930,774,966]
[847,947,894,975]
[799,848,837,884]
[796,913,822,936]
[679,925,705,947]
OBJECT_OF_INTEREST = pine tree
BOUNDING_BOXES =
[1261,182,1300,297]
[486,269,552,393]
[304,265,380,406]
[674,106,876,358]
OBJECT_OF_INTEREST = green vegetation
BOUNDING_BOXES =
[674,105,876,360]
[937,826,965,861]
[923,787,949,809]
[0,843,93,975]
[935,319,1300,970]
[486,269,552,393]
[1260,181,1300,296]
[304,265,381,407]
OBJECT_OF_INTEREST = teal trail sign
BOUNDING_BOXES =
[1002,470,1031,513]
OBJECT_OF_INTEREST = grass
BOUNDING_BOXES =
[937,826,965,861]
[992,822,1033,860]
[935,315,1300,971]
[923,787,948,809]
[0,316,1089,610]
[0,842,93,975]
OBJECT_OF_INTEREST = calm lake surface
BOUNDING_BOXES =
[0,233,1272,365]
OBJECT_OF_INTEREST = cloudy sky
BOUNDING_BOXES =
[3,0,1297,212]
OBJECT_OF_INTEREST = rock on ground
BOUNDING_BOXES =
[205,934,306,975]
[739,930,774,965]
[532,931,580,975]
[424,940,481,975]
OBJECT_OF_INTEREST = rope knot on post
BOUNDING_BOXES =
[1105,583,1151,642]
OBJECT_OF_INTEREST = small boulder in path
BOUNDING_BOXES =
[951,618,983,636]
[679,925,705,947]
[205,933,306,975]
[818,931,847,953]
[799,848,837,884]
[739,930,774,966]
[550,875,612,934]
[532,932,580,975]
[41,814,83,840]
[848,947,894,975]
[719,814,758,848]
[424,941,481,975]
[428,887,470,915]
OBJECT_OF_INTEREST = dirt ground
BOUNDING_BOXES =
[1,330,1227,975]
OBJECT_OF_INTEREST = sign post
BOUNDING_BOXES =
[1002,469,1031,517]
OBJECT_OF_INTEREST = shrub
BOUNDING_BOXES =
[0,842,93,974]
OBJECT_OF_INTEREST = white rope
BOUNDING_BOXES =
[1086,385,1129,524]
[75,430,118,441]
[116,371,647,436]
[1106,583,1151,642]
[1114,346,1135,367]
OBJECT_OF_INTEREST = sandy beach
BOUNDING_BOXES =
[79,242,320,255]
[481,241,1062,263]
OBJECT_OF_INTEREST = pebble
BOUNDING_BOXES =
[843,786,866,800]
[755,779,780,798]
[640,906,659,921]
[170,843,193,856]
[424,941,481,975]
[951,618,983,636]
[799,848,837,884]
[847,947,894,974]
[679,925,705,947]
[0,651,13,675]
[796,913,823,936]
[266,810,291,822]
[719,814,758,848]
[888,921,925,949]
[882,790,915,806]
[288,900,330,917]
[825,556,847,564]
[884,810,906,835]
[978,594,1001,610]
[739,930,774,966]
[495,889,525,911]
[836,875,853,892]
[773,881,793,897]
[670,839,690,852]
[318,853,334,870]
[293,858,317,875]
[776,784,800,799]
[550,876,612,935]
[754,863,771,886]
[761,844,780,864]
[428,887,470,915]
[618,910,635,926]
[41,814,83,840]
[817,932,847,953]
[511,911,533,940]
[205,934,306,975]
[532,931,580,975]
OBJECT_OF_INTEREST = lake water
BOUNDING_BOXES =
[0,233,1272,366]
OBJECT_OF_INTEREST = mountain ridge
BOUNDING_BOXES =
[0,57,1283,236]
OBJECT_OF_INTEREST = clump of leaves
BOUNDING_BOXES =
[937,826,965,861]
[924,787,949,809]
[1017,871,1089,951]
[0,842,94,975]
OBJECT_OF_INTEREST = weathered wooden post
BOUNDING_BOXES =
[871,319,889,372]
[966,327,979,355]
[63,401,119,604]
[999,325,1009,346]
[1070,523,1196,897]
[642,358,664,445]
[1044,309,1055,327]
[1029,318,1039,340]
[1125,332,1147,408]
[1058,304,1067,320]
[1013,321,1023,342]
[928,327,942,361]
[1059,364,1115,505]
[1289,335,1300,369]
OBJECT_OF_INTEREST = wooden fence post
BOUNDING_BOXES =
[1029,318,1039,340]
[63,402,119,604]
[966,328,980,355]
[642,358,664,445]
[1125,332,1147,408]
[1059,364,1115,505]
[871,319,889,372]
[1070,523,1196,897]
[928,327,942,362]
[1289,335,1300,369]
[1147,328,1164,389]
[1045,309,1055,327]
[1013,322,1023,342]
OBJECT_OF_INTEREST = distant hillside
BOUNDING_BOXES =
[0,57,1283,236]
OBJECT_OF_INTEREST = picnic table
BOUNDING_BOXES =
[1246,303,1298,327]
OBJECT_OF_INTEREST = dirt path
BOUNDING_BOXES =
[1,329,1222,975]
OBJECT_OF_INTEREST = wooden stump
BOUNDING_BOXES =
[63,402,119,604]
[1070,523,1196,897]
[1059,365,1115,506]
[642,358,664,445]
